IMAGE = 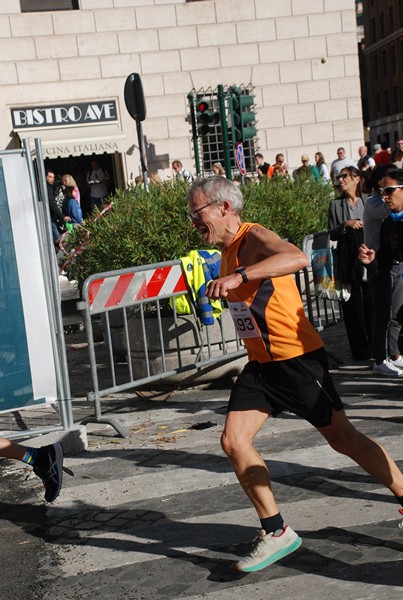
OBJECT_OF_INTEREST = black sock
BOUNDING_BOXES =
[396,496,403,508]
[260,513,284,535]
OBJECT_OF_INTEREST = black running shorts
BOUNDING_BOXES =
[228,347,344,428]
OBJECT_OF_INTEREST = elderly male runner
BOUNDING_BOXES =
[186,176,403,573]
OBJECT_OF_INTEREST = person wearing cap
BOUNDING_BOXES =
[330,147,356,186]
[294,154,320,181]
[373,142,391,166]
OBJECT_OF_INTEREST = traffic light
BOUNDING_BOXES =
[196,100,220,136]
[229,86,257,143]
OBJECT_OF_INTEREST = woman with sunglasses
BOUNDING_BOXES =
[328,166,371,360]
[359,168,403,376]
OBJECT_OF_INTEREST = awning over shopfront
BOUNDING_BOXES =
[18,123,126,159]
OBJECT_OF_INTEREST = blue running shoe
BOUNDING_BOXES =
[33,442,63,502]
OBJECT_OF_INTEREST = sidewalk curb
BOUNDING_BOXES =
[21,424,88,456]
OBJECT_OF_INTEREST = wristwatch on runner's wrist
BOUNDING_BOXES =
[235,266,248,283]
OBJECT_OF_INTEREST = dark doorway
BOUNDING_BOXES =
[44,153,115,218]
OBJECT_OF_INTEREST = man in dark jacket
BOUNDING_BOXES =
[46,169,70,245]
[254,153,270,178]
[359,168,403,377]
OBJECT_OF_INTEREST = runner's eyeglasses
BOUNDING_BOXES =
[188,200,219,222]
[379,185,403,196]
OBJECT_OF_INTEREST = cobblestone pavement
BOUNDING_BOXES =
[1,323,403,600]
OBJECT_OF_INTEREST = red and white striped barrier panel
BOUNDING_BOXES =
[86,263,188,313]
[58,201,114,273]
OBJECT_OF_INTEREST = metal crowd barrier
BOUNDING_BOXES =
[77,260,247,437]
[78,248,342,437]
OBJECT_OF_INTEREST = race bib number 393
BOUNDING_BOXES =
[228,301,260,339]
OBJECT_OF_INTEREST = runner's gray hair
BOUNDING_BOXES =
[186,176,244,215]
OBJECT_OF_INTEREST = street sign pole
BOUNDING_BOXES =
[136,120,148,191]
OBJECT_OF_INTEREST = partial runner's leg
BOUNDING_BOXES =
[0,437,27,461]
[317,409,403,498]
[221,409,302,573]
[221,408,278,518]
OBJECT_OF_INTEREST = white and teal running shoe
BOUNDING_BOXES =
[236,525,302,573]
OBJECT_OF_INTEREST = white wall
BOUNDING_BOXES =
[0,0,363,180]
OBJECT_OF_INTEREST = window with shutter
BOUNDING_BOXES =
[20,0,79,12]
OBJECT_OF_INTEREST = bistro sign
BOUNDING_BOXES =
[11,100,118,130]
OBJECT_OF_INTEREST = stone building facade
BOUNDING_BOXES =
[362,0,402,148]
[0,0,363,186]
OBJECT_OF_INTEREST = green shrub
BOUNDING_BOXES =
[63,181,204,289]
[63,176,333,289]
[241,175,333,245]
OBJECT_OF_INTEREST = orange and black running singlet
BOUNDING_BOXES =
[221,222,323,362]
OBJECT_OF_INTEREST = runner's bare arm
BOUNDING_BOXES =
[207,226,308,299]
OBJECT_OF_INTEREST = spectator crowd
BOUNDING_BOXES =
[169,140,403,380]
[48,138,403,380]
[252,139,403,379]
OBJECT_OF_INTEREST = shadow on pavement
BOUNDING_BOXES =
[0,501,402,588]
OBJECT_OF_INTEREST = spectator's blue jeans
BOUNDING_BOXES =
[51,222,60,242]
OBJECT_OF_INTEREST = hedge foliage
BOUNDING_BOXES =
[63,176,333,289]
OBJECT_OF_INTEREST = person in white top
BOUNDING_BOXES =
[314,152,330,182]
[172,160,193,183]
[330,147,356,186]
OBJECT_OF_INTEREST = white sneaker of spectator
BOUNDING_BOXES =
[389,356,403,368]
[372,359,403,377]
